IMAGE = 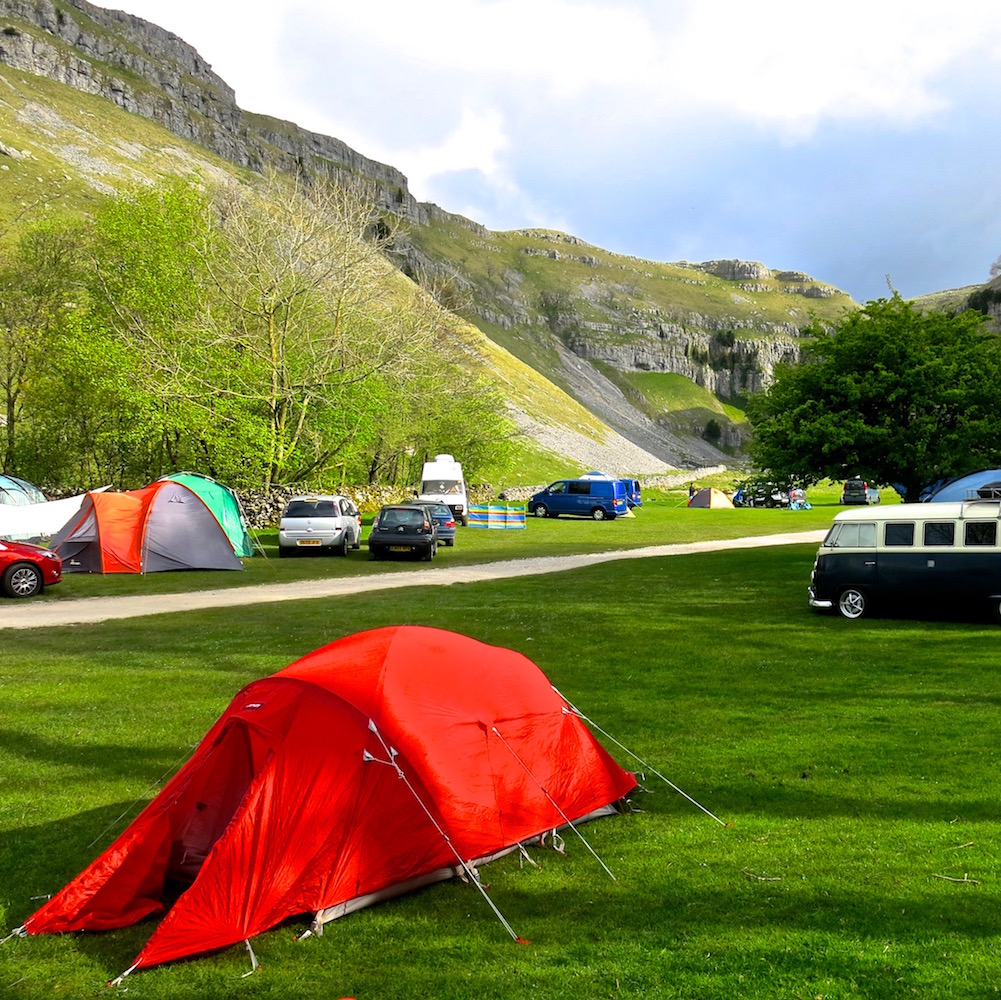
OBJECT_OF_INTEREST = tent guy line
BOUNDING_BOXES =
[0,530,826,630]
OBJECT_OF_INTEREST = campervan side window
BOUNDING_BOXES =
[964,521,998,546]
[884,523,914,547]
[826,522,876,548]
[924,522,955,546]
[568,481,591,495]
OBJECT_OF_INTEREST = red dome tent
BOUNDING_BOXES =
[49,481,244,573]
[20,627,635,974]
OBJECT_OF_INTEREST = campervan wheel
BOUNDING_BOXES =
[837,588,867,620]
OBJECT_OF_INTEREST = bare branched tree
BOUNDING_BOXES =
[199,170,442,489]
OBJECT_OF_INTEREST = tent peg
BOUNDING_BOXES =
[241,938,260,977]
[107,962,138,987]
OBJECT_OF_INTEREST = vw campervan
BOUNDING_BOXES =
[809,500,1001,619]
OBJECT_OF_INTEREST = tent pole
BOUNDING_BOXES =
[490,727,617,881]
[364,720,527,944]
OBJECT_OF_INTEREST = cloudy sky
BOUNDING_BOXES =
[111,0,1001,302]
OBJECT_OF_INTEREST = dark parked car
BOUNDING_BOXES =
[0,539,62,597]
[732,480,789,508]
[413,501,457,546]
[840,479,880,505]
[368,504,439,561]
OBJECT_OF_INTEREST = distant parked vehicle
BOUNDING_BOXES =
[529,478,628,520]
[0,539,62,597]
[619,478,643,508]
[840,479,880,505]
[416,454,469,526]
[369,504,439,561]
[412,501,457,546]
[732,480,789,508]
[278,495,362,557]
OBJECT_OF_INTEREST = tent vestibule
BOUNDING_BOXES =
[158,472,254,557]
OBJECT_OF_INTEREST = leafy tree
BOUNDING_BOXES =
[5,176,516,493]
[197,170,445,489]
[356,330,516,488]
[0,222,83,471]
[747,295,1001,500]
[79,181,219,484]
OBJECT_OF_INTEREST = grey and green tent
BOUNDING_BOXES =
[159,473,255,557]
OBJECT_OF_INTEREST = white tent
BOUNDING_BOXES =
[0,488,108,542]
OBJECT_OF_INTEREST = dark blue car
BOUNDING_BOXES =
[414,501,457,546]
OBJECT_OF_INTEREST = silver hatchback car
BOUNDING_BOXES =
[278,495,362,557]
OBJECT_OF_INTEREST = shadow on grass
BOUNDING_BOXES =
[0,728,185,779]
[9,818,1001,993]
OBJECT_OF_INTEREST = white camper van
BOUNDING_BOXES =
[417,454,469,526]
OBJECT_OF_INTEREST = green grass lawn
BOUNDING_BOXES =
[4,491,996,999]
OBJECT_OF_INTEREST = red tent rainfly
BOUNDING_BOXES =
[20,626,636,974]
[49,481,244,573]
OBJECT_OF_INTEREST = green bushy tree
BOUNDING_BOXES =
[747,295,1001,500]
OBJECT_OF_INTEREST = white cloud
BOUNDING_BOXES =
[294,0,1001,130]
[301,0,659,98]
[400,102,508,192]
[115,1,1001,141]
[660,2,1001,134]
[82,1,1001,297]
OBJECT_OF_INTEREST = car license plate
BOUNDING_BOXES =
[389,545,411,552]
[297,539,322,546]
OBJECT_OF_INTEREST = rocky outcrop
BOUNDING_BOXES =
[569,329,798,398]
[0,0,420,215]
[699,259,771,281]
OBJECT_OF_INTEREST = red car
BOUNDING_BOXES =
[0,539,62,597]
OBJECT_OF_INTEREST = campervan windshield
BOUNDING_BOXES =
[421,479,462,495]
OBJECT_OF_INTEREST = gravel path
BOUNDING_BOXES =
[0,530,826,631]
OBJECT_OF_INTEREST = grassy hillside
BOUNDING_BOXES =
[407,217,856,463]
[0,62,634,482]
[0,63,237,225]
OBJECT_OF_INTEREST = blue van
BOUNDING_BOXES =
[619,478,643,508]
[529,479,628,520]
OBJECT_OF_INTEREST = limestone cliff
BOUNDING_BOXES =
[0,0,419,214]
[0,0,858,467]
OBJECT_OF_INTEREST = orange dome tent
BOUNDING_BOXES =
[19,626,635,976]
